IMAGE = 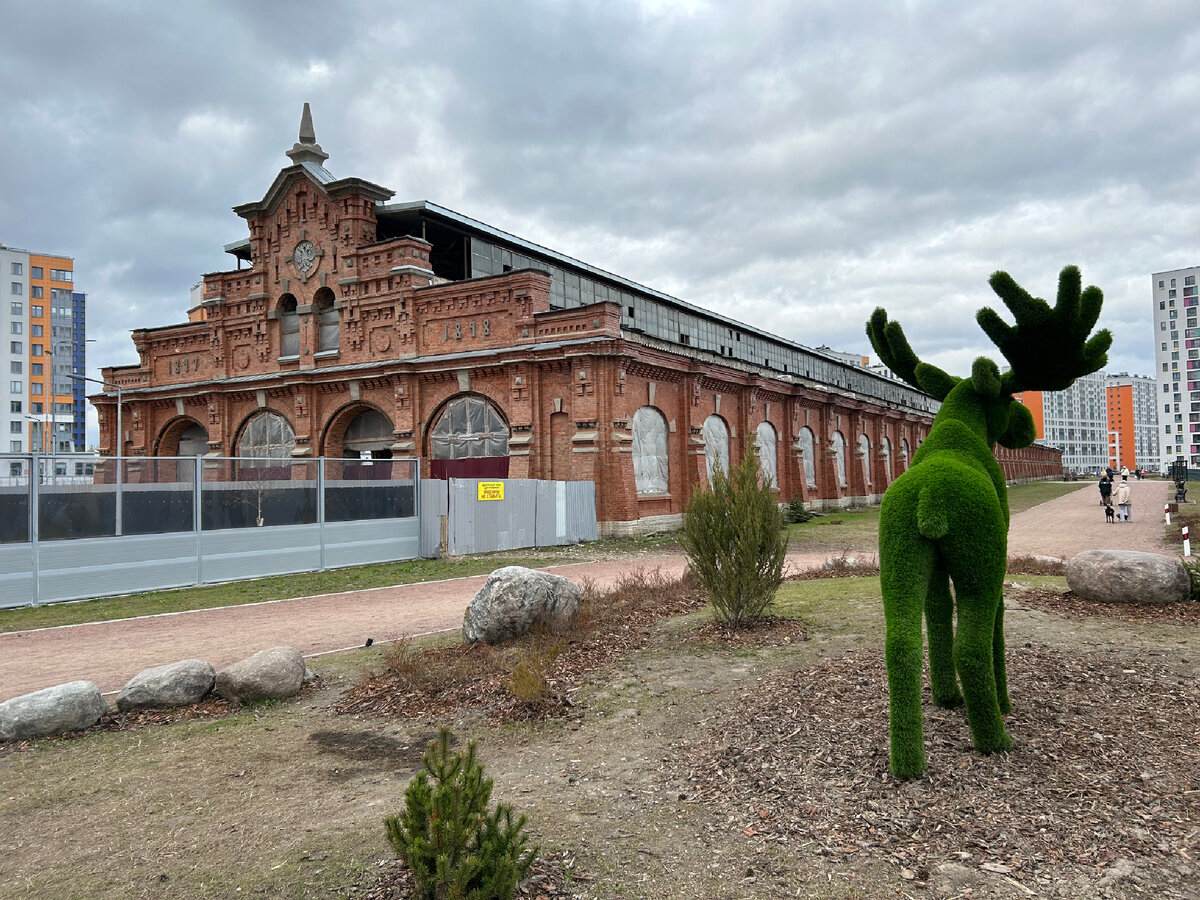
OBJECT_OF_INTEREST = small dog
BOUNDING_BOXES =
[1105,504,1116,523]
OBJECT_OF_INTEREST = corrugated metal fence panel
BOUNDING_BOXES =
[419,479,448,558]
[449,478,538,555]
[0,544,35,608]
[199,524,325,584]
[323,517,420,569]
[567,481,598,542]
[37,533,199,603]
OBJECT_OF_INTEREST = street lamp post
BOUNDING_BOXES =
[68,373,123,536]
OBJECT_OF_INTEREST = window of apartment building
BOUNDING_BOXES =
[9,401,20,413]
[10,381,21,394]
[8,422,20,434]
[1173,278,1178,287]
[1173,351,1180,360]
[30,266,41,279]
[1167,404,1173,412]
[9,322,20,335]
[1171,310,1178,318]
[30,325,41,337]
[1164,363,1170,371]
[31,363,42,375]
[30,402,41,414]
[30,305,42,317]
[50,269,71,282]
[1161,300,1167,310]
[1162,321,1168,331]
[31,344,41,356]
[10,262,21,276]
[30,383,42,395]
[30,286,41,299]
[9,302,20,316]
[8,441,19,453]
[1160,280,1166,288]
[10,282,22,295]
[1164,342,1169,351]
[9,362,20,374]
[1176,393,1182,401]
[9,341,20,354]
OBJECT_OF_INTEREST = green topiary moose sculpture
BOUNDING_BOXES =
[866,265,1111,778]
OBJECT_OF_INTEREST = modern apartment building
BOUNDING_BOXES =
[1152,266,1200,470]
[1106,373,1161,473]
[0,244,87,459]
[1015,370,1110,474]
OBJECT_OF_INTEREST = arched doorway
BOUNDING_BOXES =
[339,408,395,480]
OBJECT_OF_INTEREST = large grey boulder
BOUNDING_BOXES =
[463,566,582,645]
[1066,550,1190,605]
[0,681,106,741]
[117,659,215,712]
[214,646,305,702]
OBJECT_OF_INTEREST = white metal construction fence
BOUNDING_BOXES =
[0,454,420,608]
[418,478,598,557]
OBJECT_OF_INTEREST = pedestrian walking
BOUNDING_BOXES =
[1098,475,1112,507]
[1116,476,1132,522]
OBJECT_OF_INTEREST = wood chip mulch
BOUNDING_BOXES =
[1015,587,1200,625]
[355,854,577,899]
[678,645,1200,897]
[333,586,706,723]
[682,615,809,649]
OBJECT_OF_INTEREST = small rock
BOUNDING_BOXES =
[0,681,106,741]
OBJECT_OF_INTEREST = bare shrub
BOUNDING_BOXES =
[503,639,563,703]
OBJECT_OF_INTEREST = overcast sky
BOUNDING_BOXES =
[2,0,1197,446]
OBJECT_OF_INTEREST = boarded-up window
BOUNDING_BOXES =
[799,426,817,488]
[756,421,778,487]
[315,288,338,352]
[342,410,394,458]
[632,406,668,494]
[430,395,509,459]
[832,431,847,487]
[702,415,729,481]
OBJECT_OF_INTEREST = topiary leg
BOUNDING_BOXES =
[880,518,935,779]
[950,580,1012,755]
[924,569,963,708]
[992,590,1011,715]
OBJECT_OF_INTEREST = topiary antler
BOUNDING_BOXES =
[866,308,957,401]
[980,265,1112,395]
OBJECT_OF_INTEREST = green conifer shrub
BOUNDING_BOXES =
[682,444,787,629]
[783,497,814,524]
[384,728,537,899]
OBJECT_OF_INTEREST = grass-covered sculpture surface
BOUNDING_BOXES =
[866,265,1111,778]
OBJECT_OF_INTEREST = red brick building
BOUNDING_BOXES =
[98,107,1061,534]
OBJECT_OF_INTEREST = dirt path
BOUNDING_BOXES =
[0,550,837,702]
[0,482,1178,703]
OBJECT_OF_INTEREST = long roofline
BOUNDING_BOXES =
[376,199,900,391]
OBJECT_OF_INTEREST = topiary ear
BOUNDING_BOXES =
[997,400,1036,449]
[971,357,1002,399]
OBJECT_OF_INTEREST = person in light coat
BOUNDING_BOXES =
[1115,476,1132,522]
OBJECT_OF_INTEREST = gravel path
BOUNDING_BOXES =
[0,481,1178,702]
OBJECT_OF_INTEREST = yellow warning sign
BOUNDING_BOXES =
[477,481,505,501]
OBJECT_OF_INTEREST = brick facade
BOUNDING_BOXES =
[97,110,1064,533]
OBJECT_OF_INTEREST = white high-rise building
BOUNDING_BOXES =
[1151,266,1200,470]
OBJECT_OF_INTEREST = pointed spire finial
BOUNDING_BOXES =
[286,102,329,167]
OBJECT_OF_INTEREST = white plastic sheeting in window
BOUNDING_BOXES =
[702,415,729,481]
[900,438,910,472]
[430,395,509,459]
[832,431,847,486]
[316,292,339,352]
[632,406,669,494]
[343,410,395,457]
[799,426,817,488]
[238,411,295,460]
[859,434,871,486]
[756,421,778,487]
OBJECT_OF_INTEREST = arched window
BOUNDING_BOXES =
[632,406,669,494]
[430,395,509,459]
[859,434,871,486]
[702,415,729,481]
[832,431,847,487]
[799,426,817,488]
[881,436,893,483]
[341,409,394,459]
[238,411,295,460]
[279,294,299,358]
[315,287,338,353]
[900,437,910,472]
[179,423,209,457]
[756,421,778,488]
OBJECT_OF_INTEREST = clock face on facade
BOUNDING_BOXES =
[293,240,316,273]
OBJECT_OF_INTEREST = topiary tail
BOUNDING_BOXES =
[916,487,949,540]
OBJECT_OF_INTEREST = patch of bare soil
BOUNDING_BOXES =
[357,855,574,899]
[679,645,1200,899]
[681,615,810,649]
[1017,588,1200,625]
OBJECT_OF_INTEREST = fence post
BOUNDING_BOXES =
[194,455,204,584]
[318,456,327,572]
[30,452,40,607]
